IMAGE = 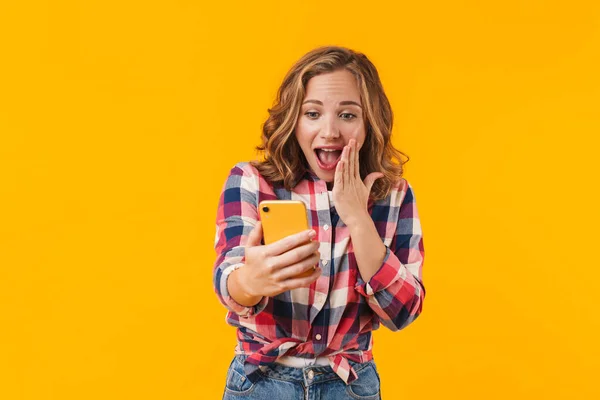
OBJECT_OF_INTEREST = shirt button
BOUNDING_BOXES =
[323,224,330,231]
[322,260,328,266]
[307,370,314,379]
[315,334,322,340]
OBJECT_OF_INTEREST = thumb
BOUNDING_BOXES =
[245,221,263,248]
[364,172,384,193]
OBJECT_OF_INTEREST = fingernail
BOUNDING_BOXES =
[308,230,316,238]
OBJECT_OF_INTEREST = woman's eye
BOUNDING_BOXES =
[304,112,356,120]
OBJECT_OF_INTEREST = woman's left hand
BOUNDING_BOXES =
[332,139,384,227]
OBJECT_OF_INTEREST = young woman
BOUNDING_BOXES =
[213,46,426,399]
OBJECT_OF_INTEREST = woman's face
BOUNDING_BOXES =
[295,69,366,187]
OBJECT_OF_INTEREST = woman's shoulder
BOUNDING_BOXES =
[391,176,408,191]
[223,161,264,184]
[230,161,275,180]
[228,161,258,175]
[224,161,279,195]
[396,176,421,208]
[229,161,296,189]
[219,162,261,193]
[379,176,416,208]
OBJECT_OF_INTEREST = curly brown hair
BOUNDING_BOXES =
[249,45,409,201]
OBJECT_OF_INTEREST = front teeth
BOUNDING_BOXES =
[320,149,338,152]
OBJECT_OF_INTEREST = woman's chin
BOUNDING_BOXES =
[311,169,335,182]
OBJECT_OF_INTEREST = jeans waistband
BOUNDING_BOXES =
[234,354,374,385]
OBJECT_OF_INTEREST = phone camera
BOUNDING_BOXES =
[262,206,270,213]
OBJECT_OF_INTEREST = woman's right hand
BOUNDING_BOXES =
[238,221,322,298]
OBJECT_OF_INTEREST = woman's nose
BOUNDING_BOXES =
[320,119,340,139]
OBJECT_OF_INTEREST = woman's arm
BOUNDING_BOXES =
[351,180,426,331]
[213,162,269,317]
[347,215,387,283]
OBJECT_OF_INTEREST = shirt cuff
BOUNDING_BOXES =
[354,245,411,297]
[221,263,269,317]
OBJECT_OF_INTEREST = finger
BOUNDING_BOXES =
[280,265,322,290]
[274,251,320,280]
[335,157,344,191]
[245,221,263,247]
[265,228,316,256]
[270,241,320,271]
[342,145,349,185]
[354,139,360,179]
[348,139,354,179]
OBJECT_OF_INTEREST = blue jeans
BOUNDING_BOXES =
[222,354,382,399]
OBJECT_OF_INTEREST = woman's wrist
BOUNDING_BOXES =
[228,266,263,307]
[345,211,372,232]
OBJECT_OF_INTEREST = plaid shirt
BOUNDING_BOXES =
[213,161,426,385]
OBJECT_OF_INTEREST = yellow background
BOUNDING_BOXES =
[1,1,599,399]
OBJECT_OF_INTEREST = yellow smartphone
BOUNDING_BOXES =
[258,200,315,278]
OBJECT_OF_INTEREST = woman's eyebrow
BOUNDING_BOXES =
[302,99,363,108]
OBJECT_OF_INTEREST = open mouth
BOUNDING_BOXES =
[314,149,343,171]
